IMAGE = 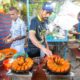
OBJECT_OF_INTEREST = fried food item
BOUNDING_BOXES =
[1,48,17,58]
[0,53,5,60]
[11,57,34,72]
[47,55,71,74]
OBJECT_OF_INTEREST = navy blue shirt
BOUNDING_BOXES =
[28,16,48,48]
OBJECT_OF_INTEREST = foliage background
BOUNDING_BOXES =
[1,0,80,24]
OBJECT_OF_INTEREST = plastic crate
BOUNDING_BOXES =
[46,34,68,42]
[46,31,68,43]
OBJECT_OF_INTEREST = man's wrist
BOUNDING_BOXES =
[13,38,15,41]
[40,45,45,51]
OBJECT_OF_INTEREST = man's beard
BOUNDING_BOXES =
[43,17,48,20]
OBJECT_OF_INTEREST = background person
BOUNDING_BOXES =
[3,7,26,53]
[69,12,80,49]
[69,12,80,39]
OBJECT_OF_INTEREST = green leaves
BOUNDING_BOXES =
[13,52,28,59]
[40,30,46,36]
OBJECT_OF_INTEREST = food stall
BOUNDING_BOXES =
[0,47,74,80]
[0,0,80,80]
[0,47,75,80]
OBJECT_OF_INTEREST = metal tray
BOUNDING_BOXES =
[7,70,32,80]
[7,70,75,80]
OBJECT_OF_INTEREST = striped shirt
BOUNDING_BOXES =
[0,14,11,49]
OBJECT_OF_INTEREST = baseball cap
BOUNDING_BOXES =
[42,2,54,12]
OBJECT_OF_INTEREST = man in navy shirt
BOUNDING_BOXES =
[28,2,54,58]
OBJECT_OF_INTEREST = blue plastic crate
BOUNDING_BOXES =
[46,31,68,42]
[46,35,68,42]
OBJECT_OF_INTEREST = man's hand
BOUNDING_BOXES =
[41,47,52,56]
[3,34,11,43]
[5,38,14,43]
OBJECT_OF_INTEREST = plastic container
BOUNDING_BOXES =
[3,59,10,71]
[3,58,14,71]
